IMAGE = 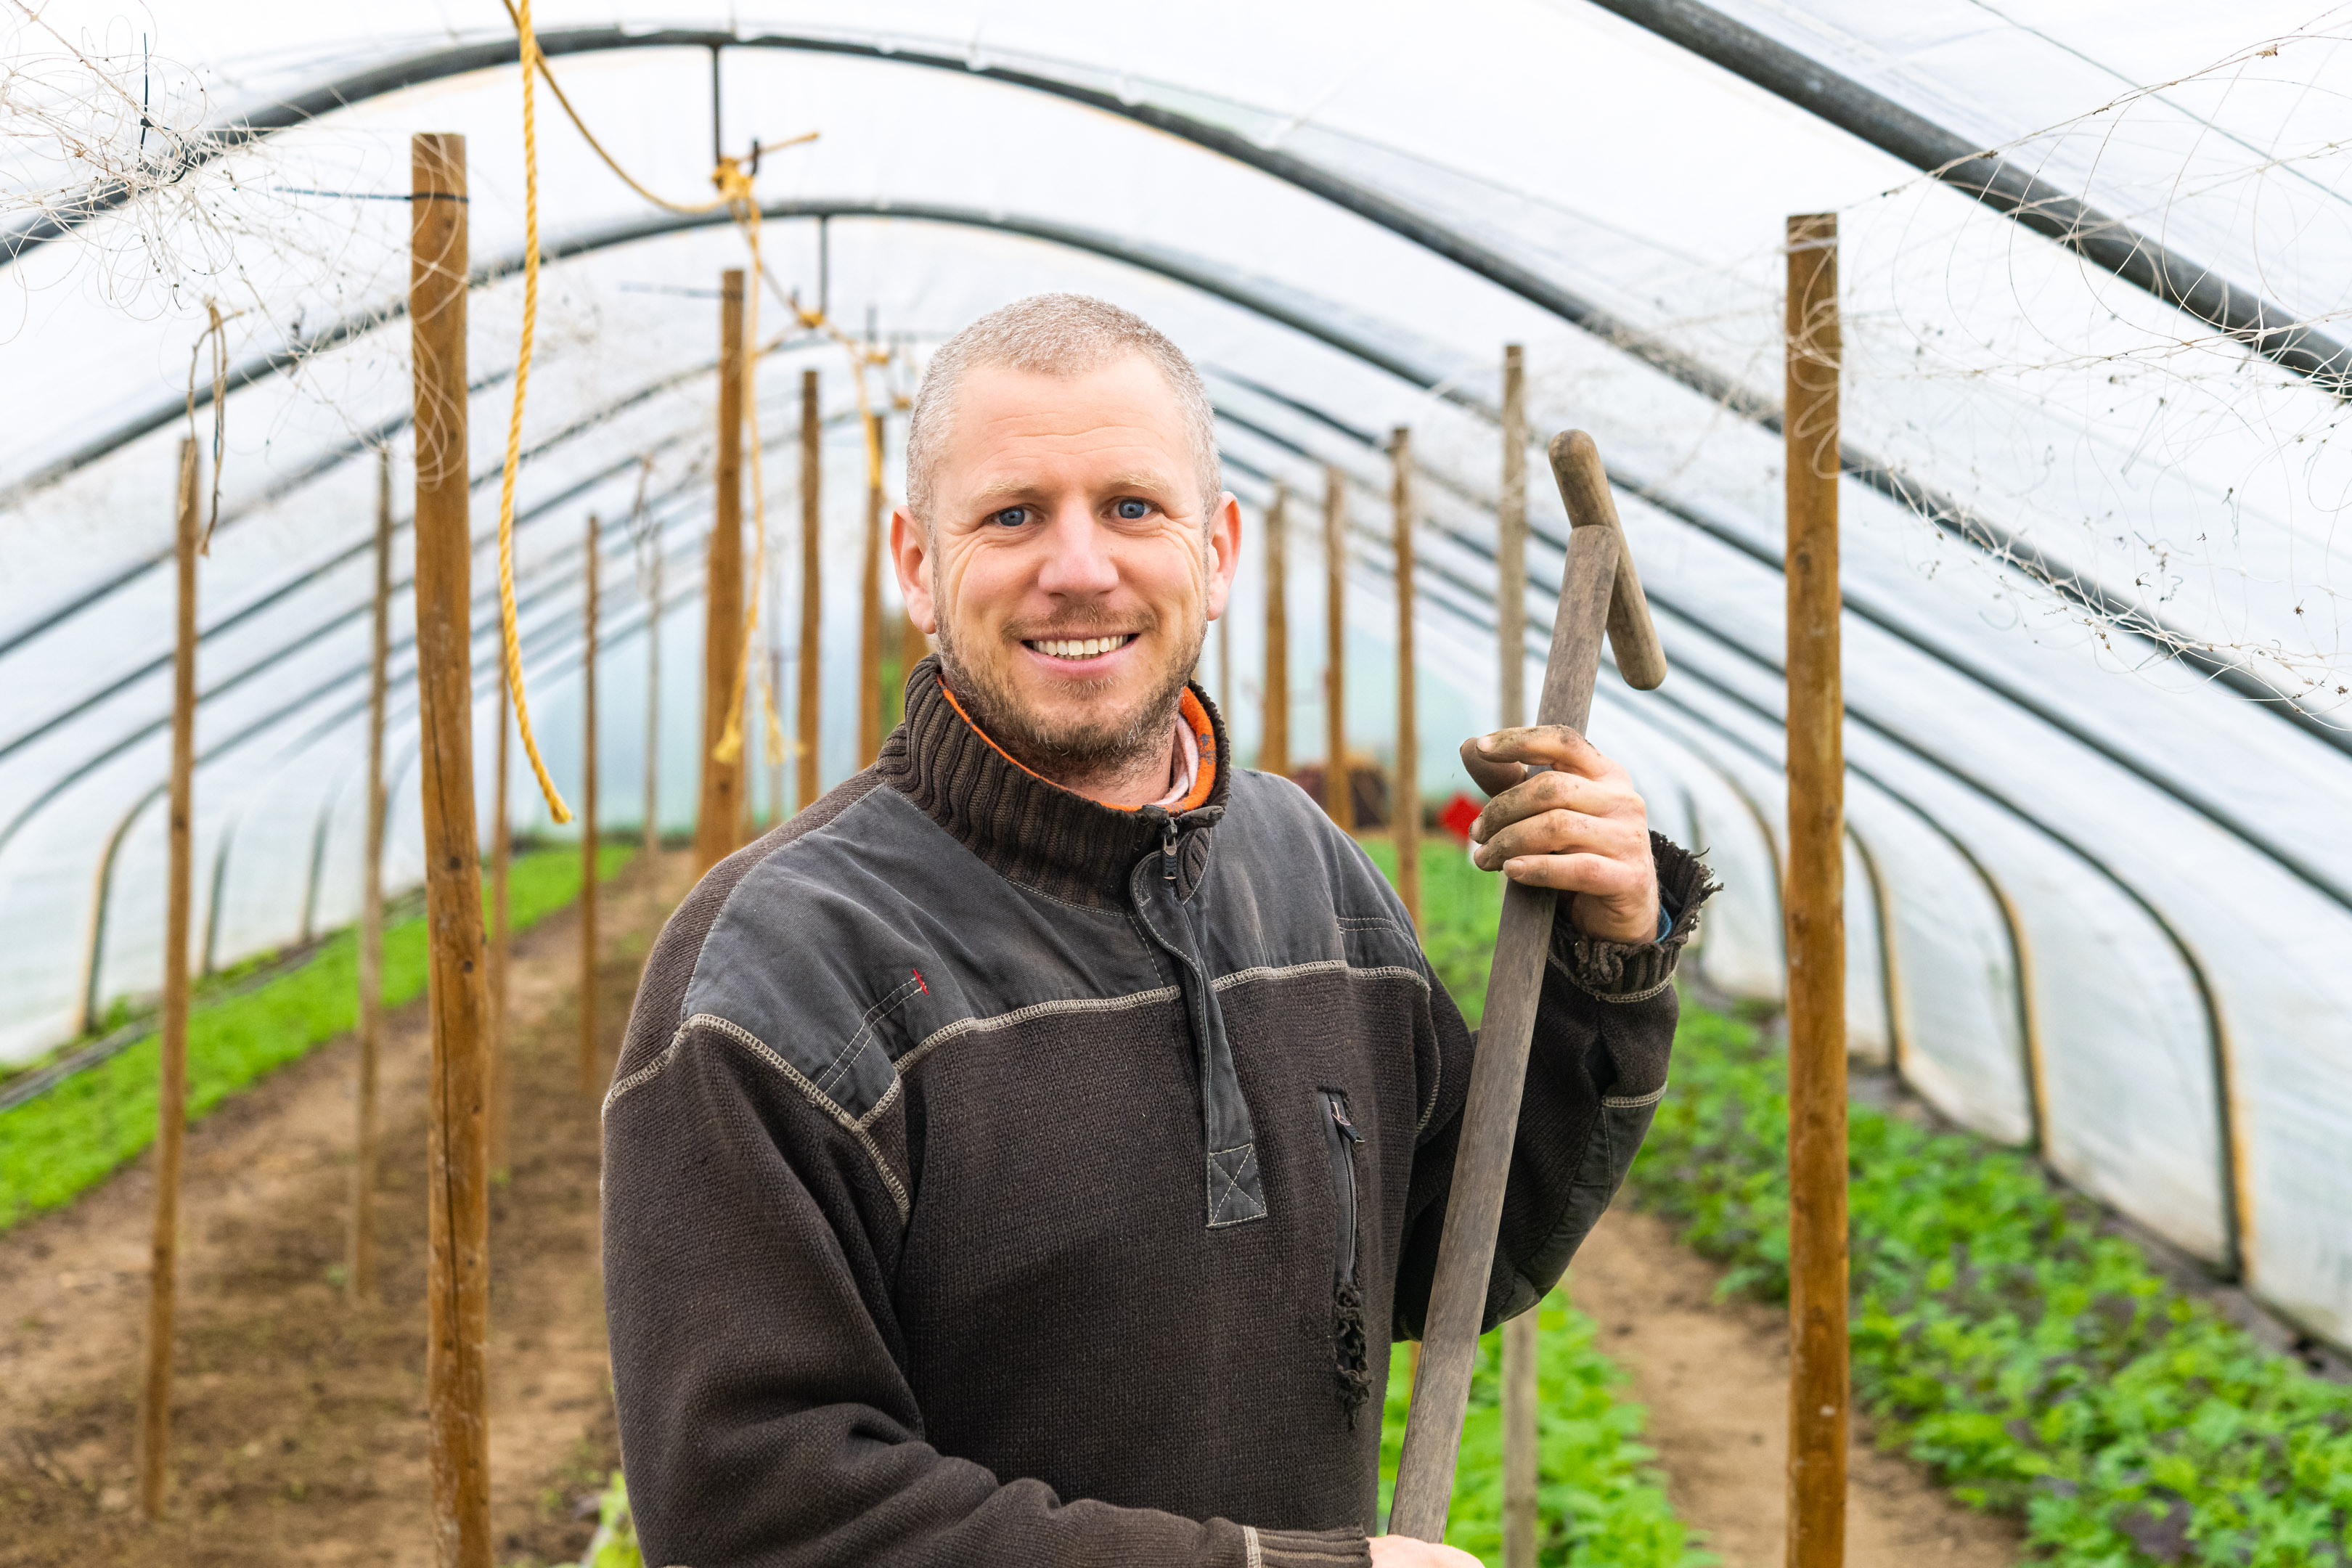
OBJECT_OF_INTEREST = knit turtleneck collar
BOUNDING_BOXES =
[874,656,1233,909]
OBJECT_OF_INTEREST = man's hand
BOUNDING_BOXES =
[1460,725,1659,944]
[1368,1535,1482,1566]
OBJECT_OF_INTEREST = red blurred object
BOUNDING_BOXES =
[1439,793,1482,843]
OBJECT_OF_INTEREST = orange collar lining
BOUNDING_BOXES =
[934,675,1217,815]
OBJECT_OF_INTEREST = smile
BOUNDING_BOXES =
[1026,634,1139,661]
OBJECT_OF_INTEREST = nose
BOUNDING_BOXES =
[1032,502,1122,599]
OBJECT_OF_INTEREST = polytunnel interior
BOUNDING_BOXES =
[7,1,2352,1363]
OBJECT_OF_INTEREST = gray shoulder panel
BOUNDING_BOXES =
[677,787,1168,1124]
[1196,769,1432,985]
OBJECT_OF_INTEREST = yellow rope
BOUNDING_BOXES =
[496,0,571,823]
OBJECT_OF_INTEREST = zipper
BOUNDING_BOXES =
[1160,815,1180,881]
[1318,1087,1371,1425]
[1319,1090,1364,1291]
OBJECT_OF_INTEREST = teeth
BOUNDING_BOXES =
[1034,635,1127,659]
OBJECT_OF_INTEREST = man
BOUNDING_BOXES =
[603,294,1712,1567]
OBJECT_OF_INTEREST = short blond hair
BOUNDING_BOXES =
[904,293,1220,528]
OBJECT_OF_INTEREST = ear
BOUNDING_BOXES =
[891,506,937,634]
[1204,491,1242,621]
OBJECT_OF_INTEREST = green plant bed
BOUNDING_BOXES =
[0,844,632,1233]
[1638,1002,2352,1567]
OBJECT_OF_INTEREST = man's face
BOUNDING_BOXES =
[891,355,1241,778]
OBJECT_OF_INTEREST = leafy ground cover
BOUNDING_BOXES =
[1639,1003,2352,1567]
[0,844,632,1232]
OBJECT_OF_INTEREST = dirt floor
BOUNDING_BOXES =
[0,851,691,1568]
[1569,1206,2022,1568]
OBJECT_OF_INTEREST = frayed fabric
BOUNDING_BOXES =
[1334,1280,1372,1429]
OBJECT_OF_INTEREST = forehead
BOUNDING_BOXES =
[938,355,1191,483]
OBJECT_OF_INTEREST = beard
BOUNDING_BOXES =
[934,597,1206,784]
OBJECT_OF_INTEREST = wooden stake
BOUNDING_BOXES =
[580,513,601,1095]
[1217,609,1232,724]
[1785,210,1849,1568]
[1497,345,1535,1568]
[695,269,747,875]
[796,367,822,812]
[350,446,393,1302]
[1323,465,1353,830]
[409,130,493,1568]
[1503,1310,1538,1568]
[1262,482,1289,776]
[489,671,510,1176]
[134,436,199,1521]
[1390,430,1420,928]
[859,409,885,768]
[642,539,662,856]
[1498,346,1528,731]
[900,603,929,714]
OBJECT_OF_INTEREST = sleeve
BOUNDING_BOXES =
[1390,833,1717,1339]
[603,1013,1368,1568]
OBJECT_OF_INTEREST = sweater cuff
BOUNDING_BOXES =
[1246,1524,1373,1567]
[1553,832,1719,1002]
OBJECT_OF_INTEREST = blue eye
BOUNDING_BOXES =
[991,506,1029,527]
[1115,499,1151,520]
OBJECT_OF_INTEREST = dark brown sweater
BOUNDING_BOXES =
[602,661,1712,1567]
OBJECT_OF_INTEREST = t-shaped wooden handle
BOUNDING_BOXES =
[1549,430,1668,691]
[1387,430,1665,1542]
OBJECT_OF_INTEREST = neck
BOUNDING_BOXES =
[1043,730,1180,809]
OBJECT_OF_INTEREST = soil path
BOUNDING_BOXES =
[1568,1206,2022,1568]
[0,851,692,1568]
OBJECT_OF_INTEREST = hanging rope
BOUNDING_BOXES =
[184,299,234,555]
[495,0,570,823]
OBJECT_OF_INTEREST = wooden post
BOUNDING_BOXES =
[580,513,601,1095]
[900,606,929,710]
[409,130,494,1568]
[859,410,885,768]
[1323,465,1353,830]
[350,446,393,1302]
[1217,610,1232,724]
[134,437,199,1520]
[1498,346,1528,732]
[695,269,747,875]
[1261,482,1289,775]
[1497,343,1535,1568]
[1785,210,1849,1568]
[642,538,662,857]
[1390,430,1420,928]
[489,673,510,1176]
[796,367,822,811]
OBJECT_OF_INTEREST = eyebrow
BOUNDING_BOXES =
[965,470,1180,502]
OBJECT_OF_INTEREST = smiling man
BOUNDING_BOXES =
[603,295,1715,1568]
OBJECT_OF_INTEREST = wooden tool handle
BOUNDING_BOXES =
[1387,429,1662,1540]
[1388,520,1620,1541]
[1549,431,1669,692]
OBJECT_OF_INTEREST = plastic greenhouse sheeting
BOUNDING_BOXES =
[5,0,2351,1345]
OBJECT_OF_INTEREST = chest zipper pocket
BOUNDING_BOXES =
[1318,1088,1371,1427]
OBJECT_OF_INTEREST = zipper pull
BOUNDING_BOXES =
[1328,1095,1363,1144]
[1161,817,1180,882]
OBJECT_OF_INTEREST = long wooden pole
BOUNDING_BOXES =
[1496,352,1536,1568]
[134,436,199,1521]
[1323,465,1353,830]
[695,269,746,875]
[642,538,662,856]
[1390,431,1665,1540]
[1498,345,1528,732]
[1785,210,1849,1568]
[350,446,393,1302]
[580,513,601,1095]
[1390,430,1420,928]
[489,672,510,1175]
[409,130,494,1568]
[796,367,822,811]
[859,409,886,767]
[1262,482,1289,775]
